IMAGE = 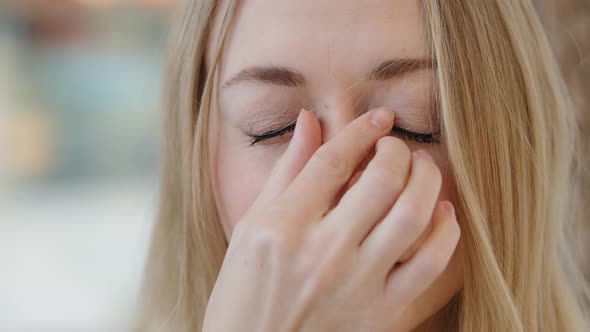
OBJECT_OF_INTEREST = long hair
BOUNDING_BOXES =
[136,1,589,331]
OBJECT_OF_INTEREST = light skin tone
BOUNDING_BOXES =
[205,0,464,331]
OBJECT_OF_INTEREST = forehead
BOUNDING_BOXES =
[208,0,429,83]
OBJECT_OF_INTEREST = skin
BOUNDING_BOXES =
[206,0,464,331]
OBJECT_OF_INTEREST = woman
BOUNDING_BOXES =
[137,0,589,331]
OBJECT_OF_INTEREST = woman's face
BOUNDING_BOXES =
[206,0,463,330]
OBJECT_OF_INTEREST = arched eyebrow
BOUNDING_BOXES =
[222,66,306,88]
[222,58,434,88]
[368,58,434,80]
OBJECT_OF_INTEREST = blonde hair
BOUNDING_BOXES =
[136,1,589,331]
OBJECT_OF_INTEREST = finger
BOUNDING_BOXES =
[384,201,460,307]
[397,222,432,263]
[255,109,322,205]
[359,150,442,274]
[321,136,411,245]
[281,108,395,219]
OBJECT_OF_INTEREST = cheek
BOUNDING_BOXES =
[404,242,464,331]
[213,140,280,238]
[395,146,464,330]
[428,146,457,212]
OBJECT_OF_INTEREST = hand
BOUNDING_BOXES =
[202,108,460,332]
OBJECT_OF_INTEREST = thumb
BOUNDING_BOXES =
[255,109,322,204]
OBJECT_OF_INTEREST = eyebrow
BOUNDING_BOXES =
[368,58,434,80]
[222,66,306,88]
[222,58,434,88]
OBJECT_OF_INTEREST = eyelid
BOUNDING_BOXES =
[255,119,297,138]
[248,122,440,146]
[392,126,440,144]
[248,122,297,146]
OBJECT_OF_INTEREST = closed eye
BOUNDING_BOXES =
[390,126,440,144]
[247,122,440,146]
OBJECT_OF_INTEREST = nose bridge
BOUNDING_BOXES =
[317,94,375,166]
[318,95,365,143]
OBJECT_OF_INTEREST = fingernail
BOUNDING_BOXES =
[370,109,394,129]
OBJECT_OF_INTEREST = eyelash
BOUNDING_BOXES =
[248,122,440,146]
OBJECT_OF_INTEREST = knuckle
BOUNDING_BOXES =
[236,207,301,257]
[397,203,429,233]
[248,223,296,256]
[368,164,391,185]
[416,253,448,280]
[313,148,350,180]
[369,165,404,196]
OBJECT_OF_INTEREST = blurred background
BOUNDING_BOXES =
[0,0,174,331]
[0,0,587,331]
